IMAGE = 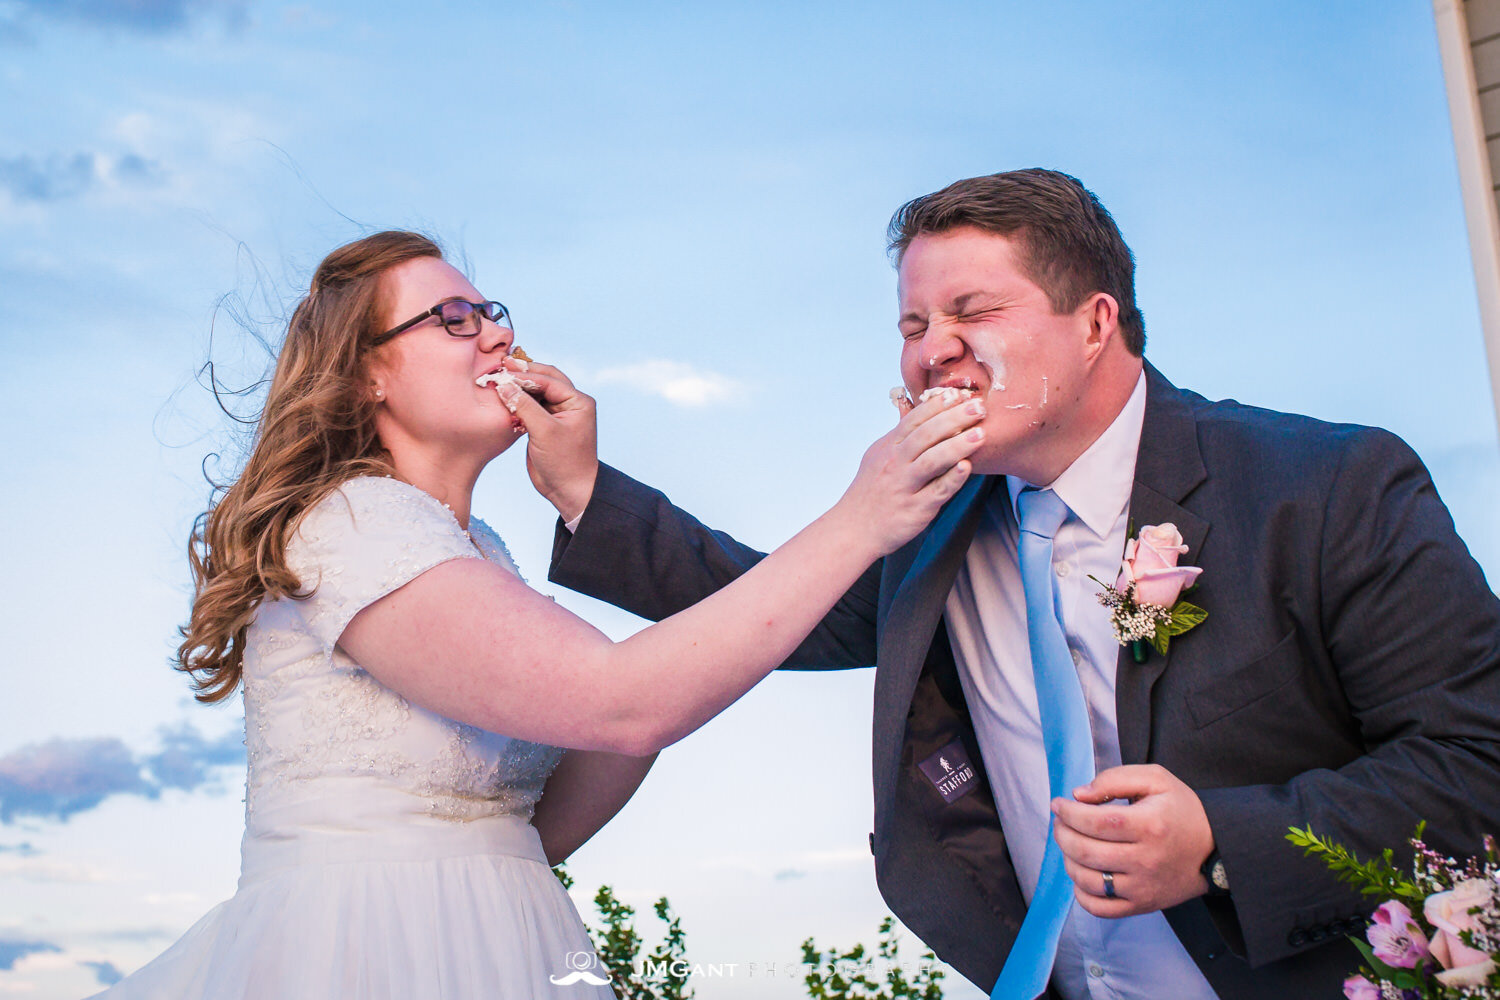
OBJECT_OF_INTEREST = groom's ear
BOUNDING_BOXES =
[1081,292,1121,361]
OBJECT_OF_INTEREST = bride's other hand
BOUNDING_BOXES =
[833,392,986,558]
[496,356,599,524]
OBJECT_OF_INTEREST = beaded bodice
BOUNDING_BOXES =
[240,477,563,833]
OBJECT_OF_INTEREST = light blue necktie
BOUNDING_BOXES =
[991,488,1096,1000]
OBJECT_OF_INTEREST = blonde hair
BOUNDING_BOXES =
[176,230,443,702]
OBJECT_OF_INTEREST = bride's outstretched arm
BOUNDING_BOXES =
[531,749,658,865]
[338,389,983,755]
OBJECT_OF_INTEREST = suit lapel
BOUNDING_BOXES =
[874,473,998,773]
[1115,364,1211,765]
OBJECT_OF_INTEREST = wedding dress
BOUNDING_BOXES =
[94,476,614,999]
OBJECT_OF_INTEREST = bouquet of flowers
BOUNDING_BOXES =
[1285,824,1499,998]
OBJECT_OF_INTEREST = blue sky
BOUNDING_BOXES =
[1,1,1496,997]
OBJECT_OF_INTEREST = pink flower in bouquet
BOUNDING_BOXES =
[1341,974,1379,1000]
[1115,524,1203,607]
[1366,899,1428,967]
[1425,878,1495,984]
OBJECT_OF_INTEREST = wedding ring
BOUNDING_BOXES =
[1102,871,1118,899]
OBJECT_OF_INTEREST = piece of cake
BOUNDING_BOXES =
[916,385,978,406]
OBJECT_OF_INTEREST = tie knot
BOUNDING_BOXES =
[1017,488,1069,540]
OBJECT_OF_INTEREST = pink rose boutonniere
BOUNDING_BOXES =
[1092,523,1206,661]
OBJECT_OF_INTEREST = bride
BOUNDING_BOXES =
[93,230,985,998]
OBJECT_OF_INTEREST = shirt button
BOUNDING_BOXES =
[1088,963,1104,979]
[1070,648,1083,666]
[1054,562,1071,578]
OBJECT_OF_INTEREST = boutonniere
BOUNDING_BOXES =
[1091,523,1207,663]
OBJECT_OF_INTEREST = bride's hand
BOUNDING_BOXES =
[494,357,599,523]
[834,392,986,558]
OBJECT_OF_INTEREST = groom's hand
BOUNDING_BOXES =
[1050,764,1215,918]
[496,357,599,523]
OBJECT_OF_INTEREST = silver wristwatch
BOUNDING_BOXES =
[1201,849,1230,896]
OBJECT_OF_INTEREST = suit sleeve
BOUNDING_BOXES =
[548,463,881,670]
[1197,428,1500,966]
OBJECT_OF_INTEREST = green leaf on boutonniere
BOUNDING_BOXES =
[1166,602,1207,636]
[1149,601,1207,655]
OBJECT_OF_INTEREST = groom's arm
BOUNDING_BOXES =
[1196,427,1500,966]
[549,464,881,670]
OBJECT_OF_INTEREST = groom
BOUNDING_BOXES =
[529,170,1500,998]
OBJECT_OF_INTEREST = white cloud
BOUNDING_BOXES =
[0,856,114,884]
[142,891,201,906]
[591,359,746,408]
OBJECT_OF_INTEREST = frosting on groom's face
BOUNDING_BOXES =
[896,226,1098,480]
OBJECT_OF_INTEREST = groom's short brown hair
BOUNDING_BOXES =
[887,168,1146,356]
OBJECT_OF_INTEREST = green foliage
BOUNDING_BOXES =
[1285,825,1425,903]
[552,869,947,1000]
[1151,600,1207,655]
[801,916,945,1000]
[553,864,693,1000]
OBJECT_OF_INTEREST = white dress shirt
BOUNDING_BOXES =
[944,372,1219,1000]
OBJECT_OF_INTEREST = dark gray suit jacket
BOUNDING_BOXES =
[550,364,1500,998]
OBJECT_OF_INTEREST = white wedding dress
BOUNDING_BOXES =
[94,476,614,999]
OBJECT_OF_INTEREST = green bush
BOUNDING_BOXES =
[801,917,945,1000]
[555,865,943,999]
[554,864,693,1000]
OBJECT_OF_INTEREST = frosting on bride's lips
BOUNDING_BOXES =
[475,370,523,413]
[475,370,522,390]
[476,353,542,414]
[476,347,532,381]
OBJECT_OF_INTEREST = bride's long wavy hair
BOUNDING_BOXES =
[177,230,443,702]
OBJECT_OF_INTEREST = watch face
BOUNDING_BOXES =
[1211,860,1230,891]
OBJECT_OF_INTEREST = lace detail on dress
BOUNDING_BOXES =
[420,723,563,821]
[241,476,564,826]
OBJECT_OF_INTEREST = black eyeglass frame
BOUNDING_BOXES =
[370,299,512,347]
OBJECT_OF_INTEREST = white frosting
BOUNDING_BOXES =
[966,331,1009,395]
[917,386,977,406]
[475,370,521,389]
[475,370,522,413]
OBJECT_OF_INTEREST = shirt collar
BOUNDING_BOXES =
[1007,370,1147,539]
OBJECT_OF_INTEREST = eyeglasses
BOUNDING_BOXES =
[371,299,512,346]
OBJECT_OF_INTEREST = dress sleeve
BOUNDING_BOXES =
[285,476,484,654]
